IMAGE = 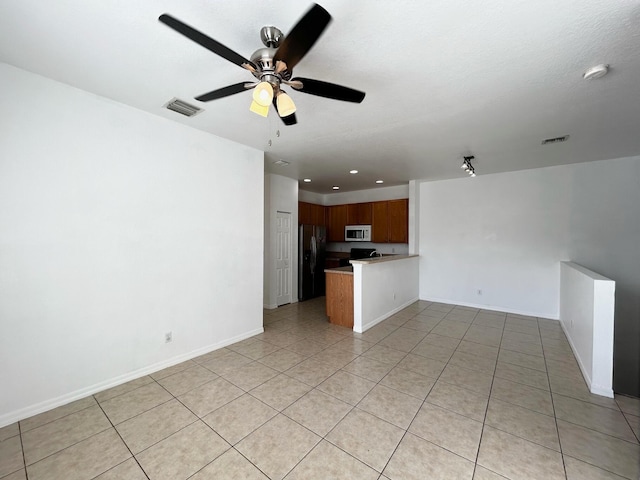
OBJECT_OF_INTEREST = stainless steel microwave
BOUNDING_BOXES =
[345,225,371,242]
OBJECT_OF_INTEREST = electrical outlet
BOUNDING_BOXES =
[392,247,395,253]
[165,331,172,343]
[477,289,482,296]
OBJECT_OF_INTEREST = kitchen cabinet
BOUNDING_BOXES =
[371,199,408,243]
[321,199,408,244]
[347,202,372,225]
[371,201,389,243]
[327,205,348,242]
[325,269,354,328]
[298,201,326,226]
[388,199,408,243]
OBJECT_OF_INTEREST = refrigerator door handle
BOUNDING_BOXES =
[310,235,317,273]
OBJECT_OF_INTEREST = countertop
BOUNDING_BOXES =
[350,254,419,265]
[324,266,353,275]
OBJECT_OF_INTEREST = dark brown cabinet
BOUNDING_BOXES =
[298,201,326,226]
[387,199,408,243]
[346,202,372,225]
[301,199,408,244]
[371,201,389,243]
[327,205,348,242]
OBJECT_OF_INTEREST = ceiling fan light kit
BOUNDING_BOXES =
[276,91,297,117]
[253,81,274,106]
[249,100,270,117]
[159,3,365,125]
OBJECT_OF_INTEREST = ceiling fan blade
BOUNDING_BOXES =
[290,77,366,103]
[273,4,331,70]
[195,82,255,102]
[159,14,257,71]
[272,96,298,125]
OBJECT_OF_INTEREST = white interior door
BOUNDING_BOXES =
[276,211,292,306]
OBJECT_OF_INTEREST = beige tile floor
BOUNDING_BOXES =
[1,298,639,479]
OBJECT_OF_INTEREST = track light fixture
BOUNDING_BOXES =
[461,156,476,177]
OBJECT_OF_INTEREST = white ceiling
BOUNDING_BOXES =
[1,0,639,193]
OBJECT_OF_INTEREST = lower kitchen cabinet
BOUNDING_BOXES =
[325,270,354,328]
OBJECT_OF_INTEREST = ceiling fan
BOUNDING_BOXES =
[159,3,365,125]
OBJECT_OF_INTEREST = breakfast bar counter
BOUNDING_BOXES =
[325,255,419,332]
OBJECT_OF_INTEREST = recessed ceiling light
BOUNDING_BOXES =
[375,180,384,184]
[273,159,290,166]
[583,64,609,80]
[349,170,358,174]
[303,178,311,183]
[332,186,340,190]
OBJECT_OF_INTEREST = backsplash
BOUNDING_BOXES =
[327,242,409,255]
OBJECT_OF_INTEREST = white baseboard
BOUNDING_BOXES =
[356,296,419,333]
[0,327,264,428]
[420,296,559,320]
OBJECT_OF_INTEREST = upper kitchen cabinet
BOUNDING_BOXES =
[347,202,373,225]
[372,199,408,243]
[387,199,408,243]
[298,202,326,226]
[327,204,348,242]
[371,201,389,243]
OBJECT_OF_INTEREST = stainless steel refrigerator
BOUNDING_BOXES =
[298,224,327,301]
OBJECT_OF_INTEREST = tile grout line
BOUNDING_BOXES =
[93,393,152,480]
[18,419,29,480]
[471,308,505,479]
[539,316,569,480]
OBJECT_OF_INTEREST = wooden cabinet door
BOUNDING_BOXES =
[388,199,408,243]
[358,202,372,225]
[299,202,326,226]
[371,201,389,243]
[347,202,372,225]
[327,205,348,242]
[298,202,311,225]
[347,204,359,225]
[311,203,326,226]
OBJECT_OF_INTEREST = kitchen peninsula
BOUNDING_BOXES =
[325,254,419,332]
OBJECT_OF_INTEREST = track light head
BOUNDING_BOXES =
[460,155,477,177]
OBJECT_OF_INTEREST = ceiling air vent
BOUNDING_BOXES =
[541,135,570,145]
[164,98,203,117]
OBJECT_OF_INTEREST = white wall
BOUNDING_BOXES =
[263,174,298,308]
[560,262,615,397]
[0,64,265,426]
[353,257,419,333]
[418,156,640,396]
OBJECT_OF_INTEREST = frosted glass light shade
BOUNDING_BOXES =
[253,82,274,107]
[276,92,296,117]
[249,100,269,117]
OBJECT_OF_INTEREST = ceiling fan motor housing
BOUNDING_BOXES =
[250,46,292,83]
